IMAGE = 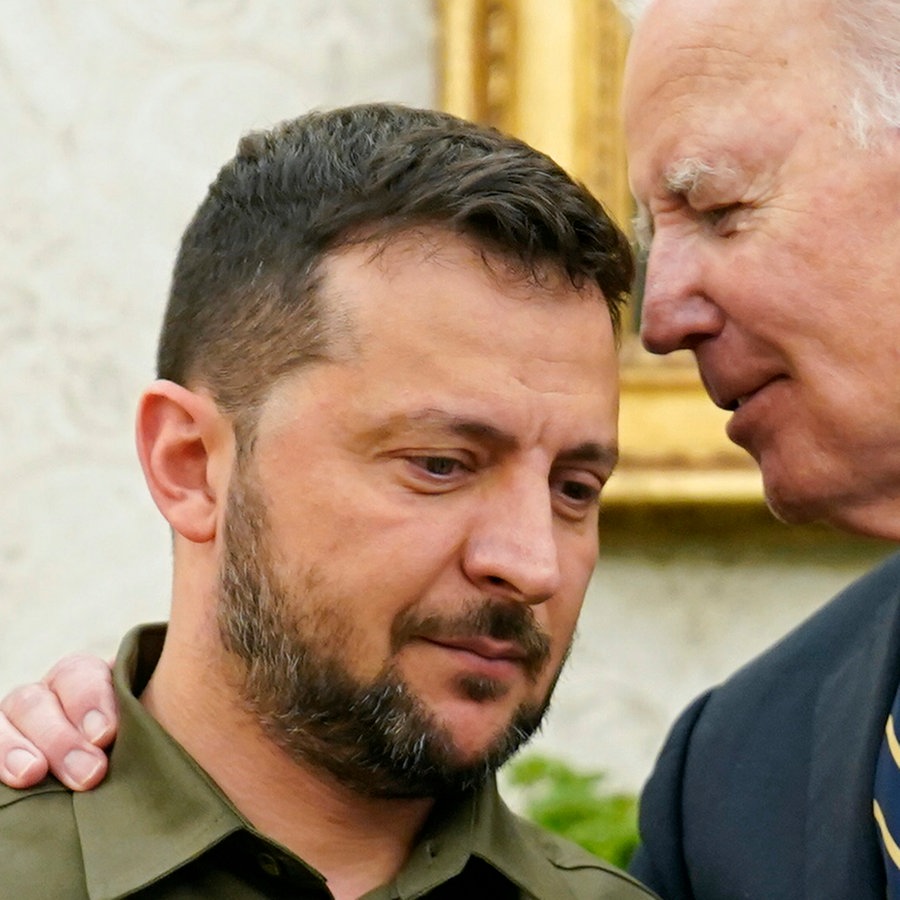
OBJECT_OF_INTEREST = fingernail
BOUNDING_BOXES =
[64,749,103,788]
[5,748,39,779]
[82,709,109,743]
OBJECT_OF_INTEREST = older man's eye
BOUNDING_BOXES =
[703,203,745,235]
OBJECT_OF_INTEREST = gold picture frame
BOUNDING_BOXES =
[436,0,762,504]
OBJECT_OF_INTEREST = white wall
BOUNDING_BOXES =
[1,0,893,795]
[1,0,433,676]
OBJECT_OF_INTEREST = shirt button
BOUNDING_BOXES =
[257,852,282,877]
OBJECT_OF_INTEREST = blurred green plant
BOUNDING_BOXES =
[507,754,640,870]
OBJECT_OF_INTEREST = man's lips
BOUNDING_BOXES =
[421,635,529,663]
[415,634,546,682]
[392,601,552,680]
[706,374,786,412]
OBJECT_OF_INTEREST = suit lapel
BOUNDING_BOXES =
[806,580,900,899]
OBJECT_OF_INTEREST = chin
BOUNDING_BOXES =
[762,468,842,529]
[431,691,545,763]
[436,711,520,761]
[764,492,813,525]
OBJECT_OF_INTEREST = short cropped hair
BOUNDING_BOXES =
[159,103,633,425]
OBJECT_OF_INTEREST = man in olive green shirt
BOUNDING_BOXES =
[0,104,655,899]
[1,625,650,898]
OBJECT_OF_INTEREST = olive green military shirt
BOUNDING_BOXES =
[0,624,656,899]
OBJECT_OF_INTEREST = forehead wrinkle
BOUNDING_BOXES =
[637,31,784,112]
[671,10,791,66]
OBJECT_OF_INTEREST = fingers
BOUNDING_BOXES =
[0,654,118,792]
[0,709,48,788]
[43,654,118,748]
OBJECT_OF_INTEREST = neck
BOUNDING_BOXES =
[141,623,435,900]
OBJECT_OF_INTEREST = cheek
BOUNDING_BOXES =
[545,545,595,645]
[704,237,803,329]
[551,536,599,628]
[551,589,586,643]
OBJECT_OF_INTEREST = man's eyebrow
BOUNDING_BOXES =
[369,409,618,470]
[664,156,734,196]
[369,409,519,451]
[632,159,720,251]
[633,157,736,252]
[557,442,619,472]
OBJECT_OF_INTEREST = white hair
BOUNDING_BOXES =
[616,0,900,145]
[833,0,900,142]
[613,0,651,26]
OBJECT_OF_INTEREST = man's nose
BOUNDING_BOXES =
[462,479,562,605]
[640,234,725,354]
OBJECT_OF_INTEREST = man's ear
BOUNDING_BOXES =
[135,380,233,544]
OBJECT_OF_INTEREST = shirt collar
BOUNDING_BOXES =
[391,777,586,899]
[73,624,246,899]
[71,624,584,900]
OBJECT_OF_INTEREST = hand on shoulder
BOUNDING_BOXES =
[0,654,117,791]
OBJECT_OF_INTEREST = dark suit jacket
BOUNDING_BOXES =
[629,552,900,900]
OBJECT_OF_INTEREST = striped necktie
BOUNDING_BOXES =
[874,695,900,897]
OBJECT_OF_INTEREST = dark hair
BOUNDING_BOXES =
[159,103,633,424]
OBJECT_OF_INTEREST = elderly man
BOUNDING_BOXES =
[620,0,900,897]
[0,103,656,899]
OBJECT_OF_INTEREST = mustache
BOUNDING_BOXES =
[391,599,552,680]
